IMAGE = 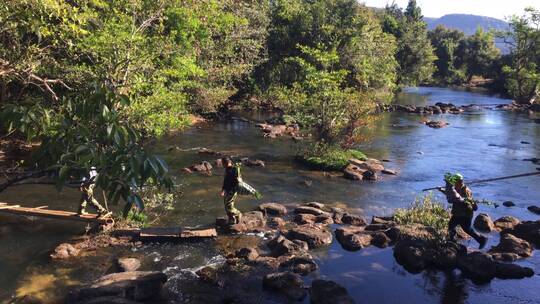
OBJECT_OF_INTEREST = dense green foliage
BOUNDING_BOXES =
[498,8,540,103]
[258,0,397,146]
[382,1,436,86]
[0,0,268,213]
[298,143,367,171]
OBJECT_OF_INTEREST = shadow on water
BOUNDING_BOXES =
[1,87,539,303]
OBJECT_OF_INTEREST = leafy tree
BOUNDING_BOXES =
[258,0,397,146]
[428,26,466,84]
[455,27,501,82]
[0,0,269,214]
[499,8,540,103]
[382,0,436,86]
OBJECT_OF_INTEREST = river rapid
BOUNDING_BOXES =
[1,87,539,304]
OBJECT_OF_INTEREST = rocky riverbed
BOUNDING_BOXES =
[44,200,539,304]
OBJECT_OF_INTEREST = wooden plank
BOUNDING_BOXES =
[140,227,182,237]
[180,228,217,238]
[0,202,112,224]
[139,227,217,239]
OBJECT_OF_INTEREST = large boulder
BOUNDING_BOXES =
[489,234,533,258]
[262,272,306,301]
[68,271,167,302]
[258,203,288,216]
[473,213,495,232]
[309,279,355,304]
[287,226,333,248]
[457,252,498,282]
[505,220,540,247]
[493,216,521,230]
[341,214,367,226]
[427,242,466,270]
[393,239,427,273]
[116,258,141,272]
[294,213,317,225]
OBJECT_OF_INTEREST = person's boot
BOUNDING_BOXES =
[478,235,488,249]
[228,215,237,225]
[77,207,88,216]
[235,213,243,224]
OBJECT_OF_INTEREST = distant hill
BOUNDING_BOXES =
[425,14,509,35]
[425,14,510,53]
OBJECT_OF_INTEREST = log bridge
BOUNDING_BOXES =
[0,202,218,239]
[0,201,113,225]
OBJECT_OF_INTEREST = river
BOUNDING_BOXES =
[1,87,539,303]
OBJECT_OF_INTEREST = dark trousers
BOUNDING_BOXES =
[448,215,483,244]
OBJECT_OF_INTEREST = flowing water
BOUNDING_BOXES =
[1,87,539,303]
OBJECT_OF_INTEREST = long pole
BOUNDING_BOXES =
[422,170,540,191]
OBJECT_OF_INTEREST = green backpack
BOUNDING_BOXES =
[235,164,262,199]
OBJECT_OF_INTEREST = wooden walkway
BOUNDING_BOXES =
[0,202,113,225]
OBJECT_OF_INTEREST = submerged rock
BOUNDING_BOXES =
[280,255,318,275]
[423,120,449,128]
[235,247,259,262]
[310,279,355,304]
[51,243,80,260]
[68,271,167,303]
[527,205,540,215]
[262,272,306,301]
[503,201,516,207]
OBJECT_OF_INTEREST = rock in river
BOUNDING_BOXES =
[51,243,80,260]
[473,213,495,232]
[263,272,306,301]
[287,226,333,248]
[117,258,141,272]
[527,205,540,215]
[488,234,533,258]
[493,216,521,230]
[258,202,288,216]
[68,271,167,303]
[341,213,367,226]
[310,279,355,304]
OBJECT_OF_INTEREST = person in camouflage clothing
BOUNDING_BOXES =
[78,167,109,217]
[440,173,487,249]
[220,157,242,224]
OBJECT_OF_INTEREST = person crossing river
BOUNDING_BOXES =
[439,173,488,249]
[219,157,262,224]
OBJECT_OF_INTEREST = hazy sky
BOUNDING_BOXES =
[361,0,539,20]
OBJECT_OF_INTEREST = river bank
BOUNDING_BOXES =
[1,87,539,303]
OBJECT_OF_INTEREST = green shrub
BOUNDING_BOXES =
[297,143,367,171]
[125,210,149,228]
[394,193,450,241]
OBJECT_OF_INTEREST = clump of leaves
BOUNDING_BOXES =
[297,142,367,171]
[125,210,149,228]
[394,193,450,241]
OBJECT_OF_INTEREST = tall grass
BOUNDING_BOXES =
[394,193,450,241]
